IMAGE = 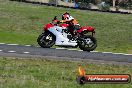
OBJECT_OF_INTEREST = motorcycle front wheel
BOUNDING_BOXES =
[78,35,97,52]
[37,31,56,48]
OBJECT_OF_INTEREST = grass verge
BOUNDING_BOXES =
[0,57,132,88]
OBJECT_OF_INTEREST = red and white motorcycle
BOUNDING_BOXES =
[37,16,97,51]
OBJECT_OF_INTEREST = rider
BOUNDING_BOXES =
[59,12,81,34]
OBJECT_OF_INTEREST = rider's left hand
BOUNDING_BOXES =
[57,21,60,24]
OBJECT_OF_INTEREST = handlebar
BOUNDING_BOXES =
[52,16,60,25]
[53,16,57,20]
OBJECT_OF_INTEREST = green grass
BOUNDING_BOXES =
[0,57,132,88]
[0,0,132,53]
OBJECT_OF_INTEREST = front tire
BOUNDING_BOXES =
[78,35,97,52]
[37,32,56,48]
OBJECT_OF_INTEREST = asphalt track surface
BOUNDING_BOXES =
[0,43,132,64]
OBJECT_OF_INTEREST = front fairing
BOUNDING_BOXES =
[44,23,54,31]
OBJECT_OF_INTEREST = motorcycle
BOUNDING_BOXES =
[37,16,97,51]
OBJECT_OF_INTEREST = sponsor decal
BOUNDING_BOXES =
[77,66,131,84]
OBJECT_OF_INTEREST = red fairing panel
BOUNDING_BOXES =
[60,23,69,28]
[44,23,54,31]
[77,26,95,33]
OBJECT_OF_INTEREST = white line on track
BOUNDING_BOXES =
[113,53,125,55]
[25,45,31,46]
[123,54,132,56]
[56,48,66,49]
[102,52,113,54]
[0,43,5,44]
[68,49,78,51]
[8,51,16,53]
[90,51,99,52]
[0,50,3,52]
[78,50,83,51]
[7,44,19,45]
[23,52,30,54]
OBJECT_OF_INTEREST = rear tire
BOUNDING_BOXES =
[37,32,56,48]
[78,35,97,52]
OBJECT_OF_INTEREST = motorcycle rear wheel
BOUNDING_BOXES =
[37,32,56,48]
[78,35,97,52]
